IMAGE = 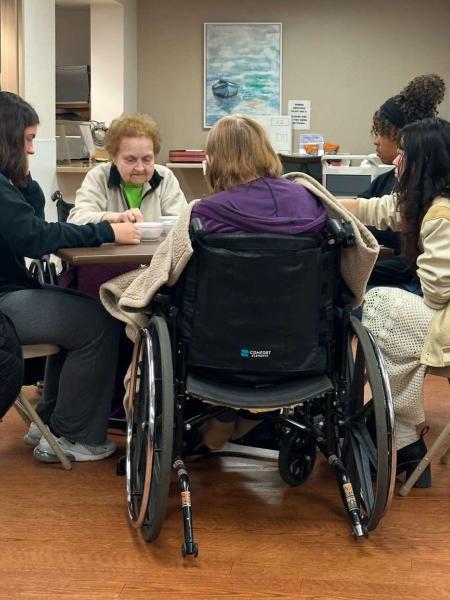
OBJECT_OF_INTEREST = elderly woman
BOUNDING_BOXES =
[68,112,186,225]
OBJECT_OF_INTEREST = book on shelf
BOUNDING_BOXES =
[169,149,205,163]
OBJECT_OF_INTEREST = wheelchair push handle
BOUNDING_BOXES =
[51,190,63,203]
[326,218,355,248]
[189,217,205,238]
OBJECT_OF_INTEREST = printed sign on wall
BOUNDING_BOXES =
[288,100,311,130]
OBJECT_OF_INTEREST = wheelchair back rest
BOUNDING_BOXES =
[178,232,340,378]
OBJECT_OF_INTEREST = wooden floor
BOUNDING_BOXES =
[1,377,450,600]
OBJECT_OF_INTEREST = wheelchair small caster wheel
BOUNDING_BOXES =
[116,455,126,476]
[278,431,316,486]
[181,542,199,558]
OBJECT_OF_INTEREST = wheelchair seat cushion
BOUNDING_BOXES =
[186,373,333,409]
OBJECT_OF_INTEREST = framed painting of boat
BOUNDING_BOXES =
[204,22,282,128]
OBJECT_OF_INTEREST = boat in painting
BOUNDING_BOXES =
[211,79,239,99]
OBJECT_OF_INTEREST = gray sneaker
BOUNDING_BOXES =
[33,436,117,463]
[24,422,43,447]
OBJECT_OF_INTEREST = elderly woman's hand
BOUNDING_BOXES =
[102,209,144,224]
[120,208,145,223]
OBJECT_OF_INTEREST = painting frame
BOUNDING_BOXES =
[203,22,282,129]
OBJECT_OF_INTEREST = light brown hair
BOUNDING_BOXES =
[105,113,162,158]
[205,115,282,193]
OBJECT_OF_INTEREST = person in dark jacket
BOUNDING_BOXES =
[360,74,445,290]
[0,91,141,463]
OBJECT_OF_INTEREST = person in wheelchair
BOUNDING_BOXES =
[183,115,328,450]
[340,117,450,488]
[100,115,395,553]
[0,91,141,463]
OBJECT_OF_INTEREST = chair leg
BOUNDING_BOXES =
[14,395,32,426]
[15,395,72,471]
[440,443,450,464]
[399,420,450,496]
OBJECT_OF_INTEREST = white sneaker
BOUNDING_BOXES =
[33,436,117,463]
[24,422,43,447]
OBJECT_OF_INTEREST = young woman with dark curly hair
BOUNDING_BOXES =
[360,74,445,290]
[341,117,450,488]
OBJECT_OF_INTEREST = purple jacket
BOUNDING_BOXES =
[191,177,327,234]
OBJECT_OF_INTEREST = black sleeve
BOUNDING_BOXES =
[17,175,46,218]
[0,180,115,259]
[358,170,396,199]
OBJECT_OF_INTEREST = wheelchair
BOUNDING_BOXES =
[124,218,396,557]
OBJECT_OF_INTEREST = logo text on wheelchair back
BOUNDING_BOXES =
[240,349,272,358]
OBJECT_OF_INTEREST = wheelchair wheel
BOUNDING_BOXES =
[28,260,46,284]
[338,315,396,532]
[126,316,174,542]
[279,430,316,486]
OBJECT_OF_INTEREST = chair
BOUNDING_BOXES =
[124,219,396,557]
[15,344,72,470]
[399,366,450,496]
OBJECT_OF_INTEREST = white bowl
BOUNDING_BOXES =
[158,215,179,223]
[135,222,164,240]
[162,221,177,235]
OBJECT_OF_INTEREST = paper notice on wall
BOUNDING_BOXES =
[288,100,311,130]
[253,115,292,154]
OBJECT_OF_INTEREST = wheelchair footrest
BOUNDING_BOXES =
[186,374,333,409]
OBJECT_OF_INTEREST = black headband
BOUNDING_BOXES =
[379,97,406,128]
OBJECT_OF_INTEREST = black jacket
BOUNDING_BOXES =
[0,173,115,294]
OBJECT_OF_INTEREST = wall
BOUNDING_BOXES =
[1,0,22,92]
[22,0,57,220]
[90,0,137,125]
[55,5,90,66]
[137,0,450,199]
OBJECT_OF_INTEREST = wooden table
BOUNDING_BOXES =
[56,241,160,266]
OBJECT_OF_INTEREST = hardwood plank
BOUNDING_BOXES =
[0,376,448,599]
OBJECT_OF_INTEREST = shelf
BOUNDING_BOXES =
[56,102,90,120]
[166,162,203,169]
[56,161,96,174]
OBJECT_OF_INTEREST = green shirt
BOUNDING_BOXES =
[121,181,144,209]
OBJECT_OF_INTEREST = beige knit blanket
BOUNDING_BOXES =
[100,173,379,339]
